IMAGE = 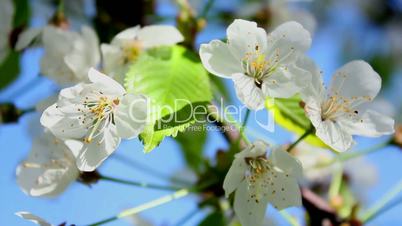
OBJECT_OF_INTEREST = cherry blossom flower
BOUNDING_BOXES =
[223,140,302,226]
[200,19,312,110]
[16,131,79,197]
[101,25,184,83]
[16,25,100,85]
[300,59,395,152]
[40,68,148,171]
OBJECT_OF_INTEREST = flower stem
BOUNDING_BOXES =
[200,0,215,18]
[99,175,181,191]
[361,179,402,223]
[85,179,216,226]
[57,0,64,14]
[279,210,301,226]
[111,153,192,186]
[240,108,250,139]
[286,127,314,152]
[223,108,250,144]
[338,141,389,162]
[87,189,190,226]
[117,189,190,218]
[232,108,251,148]
[315,141,390,169]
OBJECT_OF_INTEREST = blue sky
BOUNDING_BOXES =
[1,0,402,226]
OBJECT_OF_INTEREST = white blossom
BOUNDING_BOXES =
[300,58,395,152]
[40,68,148,171]
[0,0,14,64]
[16,131,79,197]
[16,25,100,85]
[101,25,184,83]
[15,212,52,226]
[223,140,302,226]
[200,19,312,110]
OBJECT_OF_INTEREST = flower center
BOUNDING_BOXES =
[82,96,120,143]
[123,40,143,62]
[241,47,280,86]
[245,155,269,175]
[321,94,370,121]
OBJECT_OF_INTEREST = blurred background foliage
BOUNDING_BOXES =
[1,0,402,226]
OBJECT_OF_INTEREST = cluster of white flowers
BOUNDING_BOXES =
[13,12,395,226]
[200,19,312,110]
[15,24,183,198]
[200,19,395,226]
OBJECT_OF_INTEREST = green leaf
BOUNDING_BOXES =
[175,122,207,173]
[0,51,20,90]
[265,95,327,148]
[13,0,30,27]
[125,45,212,152]
[198,211,226,226]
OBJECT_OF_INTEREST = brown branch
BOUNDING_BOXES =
[301,188,344,226]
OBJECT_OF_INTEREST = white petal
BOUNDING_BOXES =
[15,28,42,50]
[298,57,324,101]
[235,140,268,160]
[338,110,395,137]
[58,82,84,100]
[227,19,268,58]
[304,94,355,152]
[262,63,311,98]
[270,148,303,179]
[137,25,184,48]
[40,104,87,139]
[232,73,265,110]
[15,212,52,226]
[112,26,140,44]
[268,21,311,53]
[234,180,268,226]
[223,158,247,197]
[69,126,121,171]
[16,134,78,197]
[315,119,355,152]
[40,26,78,84]
[115,94,148,139]
[265,169,302,210]
[100,43,127,83]
[65,26,100,80]
[329,60,381,101]
[199,40,241,78]
[249,140,269,156]
[40,56,75,85]
[88,68,125,95]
